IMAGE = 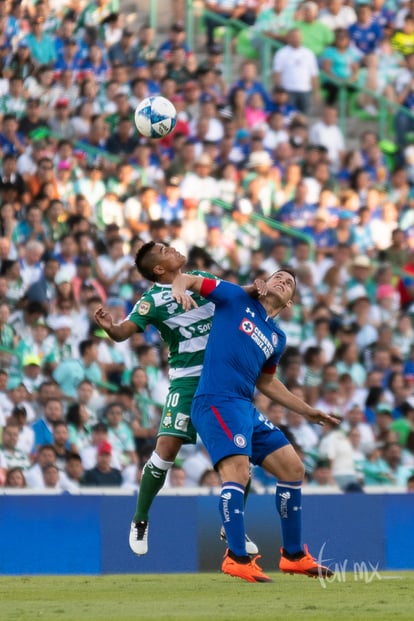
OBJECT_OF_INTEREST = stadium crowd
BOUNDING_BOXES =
[1,0,414,494]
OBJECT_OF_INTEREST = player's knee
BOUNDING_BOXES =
[289,461,305,481]
[155,437,182,462]
[218,458,250,486]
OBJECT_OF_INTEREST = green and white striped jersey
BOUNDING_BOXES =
[127,271,216,381]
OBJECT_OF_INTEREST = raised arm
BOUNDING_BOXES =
[171,273,204,310]
[94,306,138,342]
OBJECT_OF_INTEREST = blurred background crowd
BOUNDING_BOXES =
[1,0,414,494]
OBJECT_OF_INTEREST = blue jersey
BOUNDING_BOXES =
[195,279,286,400]
[348,22,383,54]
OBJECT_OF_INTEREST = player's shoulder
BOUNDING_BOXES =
[185,269,219,279]
[129,287,155,317]
[272,319,287,345]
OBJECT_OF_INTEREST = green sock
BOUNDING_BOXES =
[133,461,168,522]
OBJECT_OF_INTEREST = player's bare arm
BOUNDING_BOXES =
[94,306,137,342]
[256,373,340,426]
[172,275,268,310]
[171,273,203,310]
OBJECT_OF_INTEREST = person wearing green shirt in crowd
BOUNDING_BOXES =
[94,241,262,557]
[390,399,414,449]
[0,301,17,351]
[294,1,334,57]
[253,0,295,45]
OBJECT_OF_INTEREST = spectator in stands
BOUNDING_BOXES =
[272,28,319,114]
[25,443,56,488]
[203,1,255,48]
[32,397,64,450]
[318,415,361,490]
[294,1,334,57]
[0,420,30,471]
[4,40,36,80]
[52,420,71,470]
[391,15,414,58]
[81,440,122,486]
[4,466,27,488]
[382,441,413,486]
[320,29,360,105]
[348,3,383,56]
[253,0,294,46]
[167,463,187,487]
[319,0,357,31]
[64,453,84,489]
[309,106,345,172]
[24,16,57,66]
[53,338,103,399]
[108,28,139,67]
[157,21,190,60]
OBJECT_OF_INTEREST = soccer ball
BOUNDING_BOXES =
[134,96,177,138]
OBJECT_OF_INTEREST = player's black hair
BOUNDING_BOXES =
[135,241,169,281]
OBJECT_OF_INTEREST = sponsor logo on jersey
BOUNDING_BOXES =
[138,301,151,315]
[272,333,278,347]
[174,412,190,432]
[234,434,247,448]
[240,318,255,334]
[240,319,274,358]
[246,307,255,318]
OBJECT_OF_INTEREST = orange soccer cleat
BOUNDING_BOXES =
[222,549,273,583]
[279,544,333,578]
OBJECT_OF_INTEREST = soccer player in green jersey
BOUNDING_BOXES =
[95,241,259,556]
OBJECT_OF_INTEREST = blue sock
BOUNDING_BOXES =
[275,480,303,555]
[219,482,247,557]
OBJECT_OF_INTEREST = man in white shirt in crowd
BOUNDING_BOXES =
[309,105,345,171]
[272,28,319,114]
[319,0,357,30]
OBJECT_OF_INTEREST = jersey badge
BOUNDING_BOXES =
[272,333,278,347]
[234,434,247,448]
[138,301,151,315]
[239,318,255,334]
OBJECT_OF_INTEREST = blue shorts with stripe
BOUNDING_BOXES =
[191,394,290,468]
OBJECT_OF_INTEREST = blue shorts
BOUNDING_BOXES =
[191,394,290,468]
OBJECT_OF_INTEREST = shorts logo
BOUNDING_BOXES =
[162,411,172,427]
[239,319,255,334]
[138,301,151,315]
[175,412,189,432]
[234,434,247,448]
[272,333,278,347]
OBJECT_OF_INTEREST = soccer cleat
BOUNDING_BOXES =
[222,549,273,583]
[129,520,149,555]
[279,544,333,578]
[220,526,259,555]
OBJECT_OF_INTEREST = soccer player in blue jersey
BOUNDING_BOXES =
[95,241,261,557]
[172,269,338,583]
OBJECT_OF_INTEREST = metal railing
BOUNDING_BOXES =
[185,7,414,142]
[208,198,316,260]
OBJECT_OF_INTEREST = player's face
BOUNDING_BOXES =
[151,243,186,273]
[266,270,295,306]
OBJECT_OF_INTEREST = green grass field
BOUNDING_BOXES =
[1,572,413,621]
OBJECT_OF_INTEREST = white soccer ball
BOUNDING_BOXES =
[134,96,177,139]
